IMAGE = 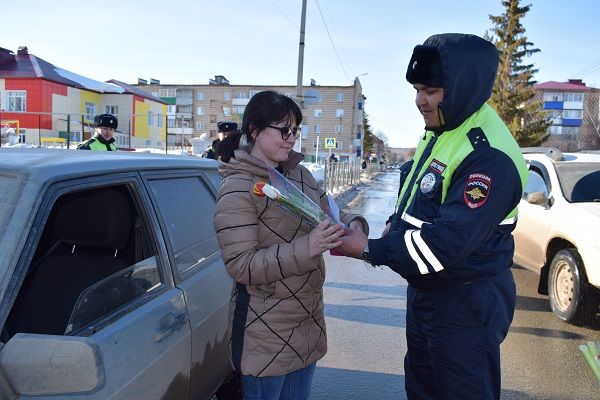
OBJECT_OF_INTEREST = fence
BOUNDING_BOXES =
[322,161,380,194]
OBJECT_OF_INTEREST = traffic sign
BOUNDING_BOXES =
[325,137,336,148]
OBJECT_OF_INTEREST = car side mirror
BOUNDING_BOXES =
[527,191,549,207]
[0,333,104,396]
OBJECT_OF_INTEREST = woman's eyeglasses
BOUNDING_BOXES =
[268,125,301,140]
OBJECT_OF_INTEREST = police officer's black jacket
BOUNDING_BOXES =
[368,34,528,288]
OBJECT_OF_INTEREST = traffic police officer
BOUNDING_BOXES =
[77,114,118,151]
[337,33,528,399]
[203,121,238,159]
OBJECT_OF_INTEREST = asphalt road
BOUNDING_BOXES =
[310,172,600,400]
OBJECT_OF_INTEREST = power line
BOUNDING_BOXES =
[571,57,600,78]
[269,0,298,29]
[314,0,351,82]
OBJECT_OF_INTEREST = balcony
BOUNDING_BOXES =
[232,98,250,106]
[167,127,194,135]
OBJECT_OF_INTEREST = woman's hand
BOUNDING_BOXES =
[308,218,344,257]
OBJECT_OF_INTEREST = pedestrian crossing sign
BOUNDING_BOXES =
[325,137,336,148]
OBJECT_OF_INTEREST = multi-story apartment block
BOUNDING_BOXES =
[135,75,366,161]
[0,46,167,149]
[534,79,600,151]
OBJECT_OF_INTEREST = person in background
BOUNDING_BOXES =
[203,121,238,159]
[77,114,118,151]
[214,90,368,400]
[337,33,528,400]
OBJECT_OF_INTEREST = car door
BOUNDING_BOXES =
[0,176,192,400]
[143,170,232,400]
[515,164,553,270]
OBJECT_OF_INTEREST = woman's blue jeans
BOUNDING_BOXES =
[241,363,316,400]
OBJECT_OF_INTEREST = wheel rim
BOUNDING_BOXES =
[551,259,574,312]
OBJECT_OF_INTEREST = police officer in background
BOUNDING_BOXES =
[203,121,238,159]
[337,33,528,399]
[77,114,118,151]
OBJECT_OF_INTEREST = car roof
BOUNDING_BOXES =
[522,147,600,164]
[0,148,218,184]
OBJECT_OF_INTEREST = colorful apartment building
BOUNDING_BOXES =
[135,76,366,161]
[534,79,600,151]
[0,46,167,149]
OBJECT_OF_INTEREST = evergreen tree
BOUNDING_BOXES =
[488,0,550,146]
[362,113,374,158]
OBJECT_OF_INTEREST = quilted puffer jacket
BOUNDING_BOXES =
[214,149,367,377]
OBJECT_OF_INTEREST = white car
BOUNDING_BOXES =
[513,148,600,325]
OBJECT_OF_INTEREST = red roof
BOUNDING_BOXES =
[534,81,591,91]
[0,47,166,104]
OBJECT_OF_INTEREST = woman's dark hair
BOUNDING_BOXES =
[219,90,302,162]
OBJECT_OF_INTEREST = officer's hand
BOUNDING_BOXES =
[348,219,365,233]
[337,227,368,259]
[381,222,391,238]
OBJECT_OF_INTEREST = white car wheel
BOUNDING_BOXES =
[548,249,599,325]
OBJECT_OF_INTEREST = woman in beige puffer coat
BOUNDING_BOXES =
[213,91,367,400]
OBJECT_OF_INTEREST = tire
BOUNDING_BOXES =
[548,248,599,325]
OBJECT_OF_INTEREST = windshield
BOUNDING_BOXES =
[555,162,600,202]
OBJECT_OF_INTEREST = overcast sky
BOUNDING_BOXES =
[3,0,600,147]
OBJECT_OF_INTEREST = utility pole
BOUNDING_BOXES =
[296,0,307,109]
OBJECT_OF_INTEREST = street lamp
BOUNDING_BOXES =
[351,73,368,161]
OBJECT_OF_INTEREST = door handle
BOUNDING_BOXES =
[155,312,188,342]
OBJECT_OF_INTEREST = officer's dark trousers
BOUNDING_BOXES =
[404,269,516,400]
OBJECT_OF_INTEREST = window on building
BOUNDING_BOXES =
[196,92,205,101]
[157,114,163,128]
[562,126,580,135]
[167,119,176,128]
[336,109,344,118]
[250,90,261,97]
[312,140,318,149]
[148,111,154,126]
[7,91,27,112]
[337,140,342,149]
[159,89,177,98]
[223,107,230,116]
[223,92,231,100]
[235,91,248,99]
[543,92,563,102]
[105,105,119,115]
[196,122,203,130]
[335,125,341,133]
[210,114,217,123]
[564,93,583,102]
[233,106,245,115]
[167,105,176,114]
[563,110,582,119]
[151,91,159,97]
[301,125,308,139]
[210,129,217,137]
[85,102,96,121]
[337,93,345,102]
[314,109,323,117]
[196,107,204,116]
[313,124,321,133]
[178,105,192,114]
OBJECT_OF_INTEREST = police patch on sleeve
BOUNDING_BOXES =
[464,173,492,209]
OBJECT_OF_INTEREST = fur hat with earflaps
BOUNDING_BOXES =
[406,45,444,87]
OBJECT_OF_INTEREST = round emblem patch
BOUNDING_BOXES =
[420,172,437,193]
[463,173,492,209]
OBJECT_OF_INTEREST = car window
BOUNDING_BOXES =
[3,185,163,339]
[203,169,222,191]
[523,170,548,199]
[554,162,600,202]
[147,176,220,277]
[66,256,162,334]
